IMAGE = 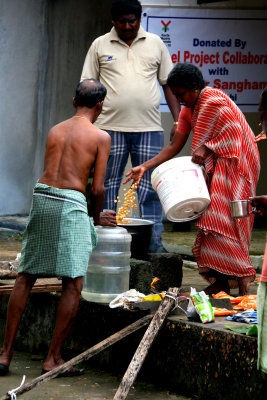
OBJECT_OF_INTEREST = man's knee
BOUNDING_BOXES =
[14,273,37,291]
[62,277,83,296]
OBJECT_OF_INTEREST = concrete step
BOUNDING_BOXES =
[1,292,265,400]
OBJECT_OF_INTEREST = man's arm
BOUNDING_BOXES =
[90,132,111,225]
[163,84,180,141]
[157,37,180,139]
[162,84,180,121]
[81,40,99,81]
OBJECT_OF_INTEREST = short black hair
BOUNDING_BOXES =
[259,88,267,111]
[111,0,142,21]
[74,79,107,108]
[167,63,206,91]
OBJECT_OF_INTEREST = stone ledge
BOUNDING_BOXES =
[1,293,266,399]
[130,258,152,295]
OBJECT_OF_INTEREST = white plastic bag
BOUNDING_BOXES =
[109,289,145,309]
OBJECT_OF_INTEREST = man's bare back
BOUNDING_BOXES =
[39,78,114,226]
[39,116,110,195]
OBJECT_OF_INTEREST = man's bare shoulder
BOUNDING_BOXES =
[46,119,110,148]
[46,118,73,135]
[98,127,111,139]
[93,126,111,143]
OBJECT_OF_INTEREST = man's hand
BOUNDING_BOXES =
[255,130,267,143]
[250,195,267,216]
[124,166,146,185]
[192,145,211,166]
[99,210,117,226]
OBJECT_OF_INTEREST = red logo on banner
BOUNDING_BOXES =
[161,20,171,32]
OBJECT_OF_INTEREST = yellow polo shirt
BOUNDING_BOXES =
[81,26,173,132]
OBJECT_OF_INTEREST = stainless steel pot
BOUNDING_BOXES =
[230,200,255,219]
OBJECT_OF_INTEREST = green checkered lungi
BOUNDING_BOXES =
[18,183,97,279]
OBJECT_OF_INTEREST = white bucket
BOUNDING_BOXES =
[151,156,211,222]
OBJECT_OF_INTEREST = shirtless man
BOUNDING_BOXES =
[0,79,116,376]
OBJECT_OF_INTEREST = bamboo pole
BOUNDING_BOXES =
[113,287,180,400]
[1,314,153,400]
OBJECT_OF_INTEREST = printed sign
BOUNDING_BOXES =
[141,8,267,112]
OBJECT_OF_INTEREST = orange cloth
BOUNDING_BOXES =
[213,307,237,316]
[212,291,234,300]
[233,294,257,310]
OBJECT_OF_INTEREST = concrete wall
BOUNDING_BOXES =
[39,0,113,162]
[0,0,113,215]
[0,0,47,215]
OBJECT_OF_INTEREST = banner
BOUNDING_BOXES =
[141,8,267,112]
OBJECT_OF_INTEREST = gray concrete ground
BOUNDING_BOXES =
[0,352,189,400]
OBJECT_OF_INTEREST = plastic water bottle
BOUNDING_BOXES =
[81,226,132,304]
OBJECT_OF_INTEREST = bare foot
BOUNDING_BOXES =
[42,357,65,372]
[237,276,251,296]
[203,279,230,295]
[0,349,13,367]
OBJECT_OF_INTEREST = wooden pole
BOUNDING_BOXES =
[113,287,180,400]
[0,283,62,295]
[1,314,153,400]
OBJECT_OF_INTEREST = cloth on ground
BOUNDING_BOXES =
[18,183,97,279]
[225,309,257,324]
